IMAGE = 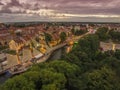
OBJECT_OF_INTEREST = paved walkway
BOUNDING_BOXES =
[100,42,120,51]
[3,48,41,70]
[2,32,90,70]
[22,48,40,62]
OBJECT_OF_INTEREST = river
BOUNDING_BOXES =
[0,71,12,84]
[0,47,66,85]
[47,47,66,61]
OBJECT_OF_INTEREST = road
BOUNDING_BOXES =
[1,31,120,77]
[38,32,89,62]
[74,32,90,41]
[67,32,90,43]
[1,32,90,72]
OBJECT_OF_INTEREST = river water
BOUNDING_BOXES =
[0,47,66,85]
[0,71,12,84]
[47,47,66,61]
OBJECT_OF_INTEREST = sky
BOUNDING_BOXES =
[0,0,120,22]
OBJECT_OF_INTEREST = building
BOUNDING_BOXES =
[0,53,7,71]
[9,39,24,50]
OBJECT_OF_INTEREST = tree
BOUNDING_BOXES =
[2,30,120,90]
[71,28,75,35]
[77,34,100,59]
[83,66,120,90]
[109,30,120,42]
[42,84,59,90]
[48,60,81,90]
[71,28,87,36]
[115,49,120,59]
[40,69,66,90]
[35,36,40,43]
[104,50,115,57]
[96,27,111,41]
[22,71,42,90]
[60,32,67,43]
[2,61,68,90]
[44,32,52,47]
[2,75,35,90]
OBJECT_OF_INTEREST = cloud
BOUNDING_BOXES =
[0,2,4,5]
[0,0,120,22]
[0,7,12,13]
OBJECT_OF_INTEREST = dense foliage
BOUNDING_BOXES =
[109,30,120,42]
[96,27,120,43]
[60,32,67,43]
[1,32,120,90]
[44,32,52,47]
[0,45,9,51]
[71,28,87,36]
[62,34,120,90]
[3,50,16,55]
[95,27,111,41]
[1,61,80,90]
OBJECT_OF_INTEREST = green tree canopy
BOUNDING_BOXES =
[1,75,35,90]
[60,32,67,43]
[96,27,111,41]
[44,32,52,47]
[83,66,120,90]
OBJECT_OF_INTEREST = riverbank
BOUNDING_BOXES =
[0,32,90,84]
